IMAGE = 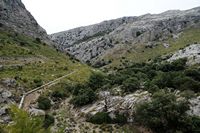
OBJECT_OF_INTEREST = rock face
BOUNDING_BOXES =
[50,7,200,65]
[168,44,200,65]
[188,96,200,117]
[81,90,151,122]
[0,0,49,41]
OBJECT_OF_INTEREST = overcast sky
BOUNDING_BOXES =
[22,0,200,34]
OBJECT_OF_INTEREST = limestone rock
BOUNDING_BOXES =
[0,0,50,42]
[81,90,151,122]
[188,96,200,117]
[29,108,45,116]
[51,7,200,65]
[168,44,200,65]
[2,90,12,99]
[2,78,16,87]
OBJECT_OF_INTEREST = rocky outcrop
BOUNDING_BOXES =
[51,7,200,65]
[81,90,151,122]
[0,0,49,42]
[187,96,200,116]
[168,44,200,65]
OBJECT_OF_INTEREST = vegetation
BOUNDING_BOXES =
[88,112,112,124]
[70,87,96,106]
[0,30,91,90]
[37,96,52,110]
[135,90,200,133]
[4,105,50,133]
[43,114,55,128]
[107,58,200,93]
[88,112,127,124]
[103,28,200,68]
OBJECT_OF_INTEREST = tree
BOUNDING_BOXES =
[5,105,49,133]
[135,90,200,133]
[70,88,96,106]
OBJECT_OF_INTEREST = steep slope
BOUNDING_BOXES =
[0,0,91,126]
[0,0,49,42]
[51,7,200,67]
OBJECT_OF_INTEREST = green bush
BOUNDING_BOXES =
[113,114,127,124]
[35,38,41,43]
[184,69,200,81]
[33,79,43,87]
[43,114,54,128]
[37,96,52,110]
[88,72,107,90]
[51,89,68,99]
[70,88,96,106]
[152,72,174,89]
[122,77,140,92]
[135,90,200,133]
[88,112,112,124]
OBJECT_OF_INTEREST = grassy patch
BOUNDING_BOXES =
[0,30,91,90]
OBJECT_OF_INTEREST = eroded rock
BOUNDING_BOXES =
[81,90,151,122]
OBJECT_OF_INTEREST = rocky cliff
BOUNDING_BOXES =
[51,7,200,66]
[0,0,49,41]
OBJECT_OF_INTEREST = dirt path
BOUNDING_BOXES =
[18,71,77,110]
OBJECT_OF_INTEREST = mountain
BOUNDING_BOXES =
[0,0,91,126]
[0,0,49,42]
[1,0,200,132]
[50,7,200,68]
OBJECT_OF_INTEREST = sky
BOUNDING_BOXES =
[22,0,200,34]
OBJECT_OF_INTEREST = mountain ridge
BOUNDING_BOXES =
[50,6,200,67]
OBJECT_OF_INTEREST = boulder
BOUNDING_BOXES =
[2,78,17,87]
[29,108,45,116]
[2,90,12,98]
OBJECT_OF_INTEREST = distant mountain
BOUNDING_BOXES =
[0,0,49,42]
[50,7,200,67]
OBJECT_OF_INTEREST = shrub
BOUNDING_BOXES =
[33,79,43,87]
[184,69,200,81]
[135,90,199,133]
[51,89,68,99]
[37,96,51,110]
[88,112,112,124]
[173,76,200,92]
[113,114,127,124]
[152,72,174,89]
[122,77,140,92]
[0,23,3,27]
[88,72,107,90]
[43,114,54,128]
[70,88,96,106]
[136,31,142,37]
[35,38,41,43]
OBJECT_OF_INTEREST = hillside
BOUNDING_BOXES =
[0,0,49,42]
[51,7,200,68]
[0,0,200,132]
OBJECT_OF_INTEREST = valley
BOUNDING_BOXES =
[0,0,200,132]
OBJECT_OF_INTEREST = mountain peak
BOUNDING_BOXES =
[0,0,49,41]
